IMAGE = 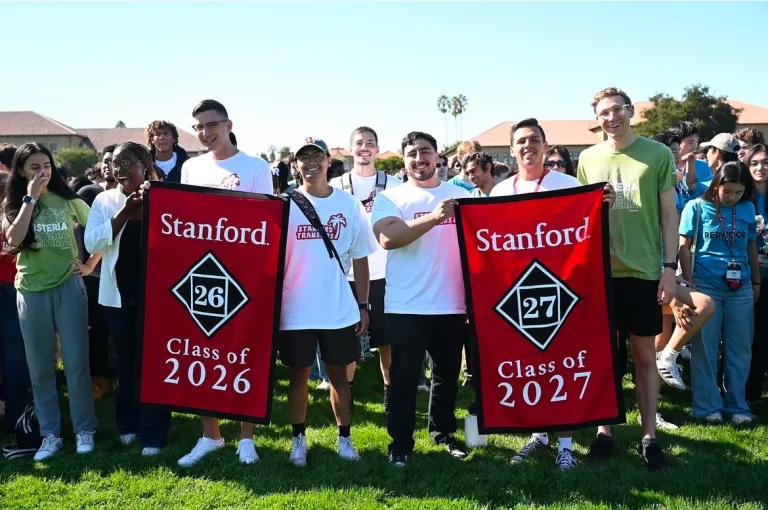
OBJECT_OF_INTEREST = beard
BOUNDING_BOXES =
[407,165,436,182]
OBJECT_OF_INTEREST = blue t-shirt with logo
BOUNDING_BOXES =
[680,198,756,289]
[754,192,768,278]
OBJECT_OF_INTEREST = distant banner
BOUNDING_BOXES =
[456,184,624,434]
[139,182,288,423]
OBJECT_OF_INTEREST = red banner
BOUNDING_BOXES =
[139,182,287,423]
[456,184,624,433]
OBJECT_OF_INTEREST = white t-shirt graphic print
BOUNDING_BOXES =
[181,151,273,194]
[281,188,378,330]
[371,182,471,315]
[330,171,403,281]
[490,170,581,196]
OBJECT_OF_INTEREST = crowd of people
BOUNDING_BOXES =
[0,87,766,474]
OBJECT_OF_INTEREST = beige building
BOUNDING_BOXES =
[448,100,768,164]
[0,111,204,156]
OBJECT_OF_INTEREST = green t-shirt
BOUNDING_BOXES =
[577,137,676,280]
[15,193,90,292]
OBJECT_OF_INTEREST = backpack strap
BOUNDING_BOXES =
[285,190,345,274]
[342,172,353,194]
[375,171,388,192]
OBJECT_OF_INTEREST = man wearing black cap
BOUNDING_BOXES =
[280,137,377,466]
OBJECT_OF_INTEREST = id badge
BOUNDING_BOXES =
[725,261,743,291]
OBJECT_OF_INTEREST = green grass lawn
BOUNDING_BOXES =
[1,357,767,510]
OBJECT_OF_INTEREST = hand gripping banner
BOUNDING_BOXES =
[139,182,288,423]
[455,183,624,434]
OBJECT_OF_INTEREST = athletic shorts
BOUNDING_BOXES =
[278,326,360,368]
[349,279,389,347]
[612,277,663,338]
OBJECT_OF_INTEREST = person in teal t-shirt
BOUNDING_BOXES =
[745,144,768,402]
[1,143,97,461]
[679,161,759,425]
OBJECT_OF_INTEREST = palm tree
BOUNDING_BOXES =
[452,95,468,141]
[437,95,451,144]
[267,145,277,162]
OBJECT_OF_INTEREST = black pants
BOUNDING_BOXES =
[386,314,466,455]
[84,276,111,378]
[746,276,768,401]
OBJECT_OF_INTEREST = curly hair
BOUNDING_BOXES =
[146,120,180,152]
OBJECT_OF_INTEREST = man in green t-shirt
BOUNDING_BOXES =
[577,87,678,471]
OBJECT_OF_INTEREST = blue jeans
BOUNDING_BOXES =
[690,280,754,417]
[310,345,328,381]
[0,284,32,432]
[103,305,171,448]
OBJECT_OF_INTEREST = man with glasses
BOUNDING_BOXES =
[181,99,272,193]
[577,87,678,471]
[330,127,402,414]
[177,99,273,468]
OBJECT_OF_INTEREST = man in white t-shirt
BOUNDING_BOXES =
[180,101,273,194]
[175,99,274,468]
[491,118,615,471]
[330,126,402,414]
[371,131,471,467]
[281,137,377,466]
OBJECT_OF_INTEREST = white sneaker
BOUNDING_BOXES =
[237,439,259,464]
[120,433,137,446]
[33,435,63,461]
[316,380,331,391]
[76,431,96,454]
[704,411,723,423]
[731,413,753,425]
[656,354,686,391]
[638,413,679,431]
[142,447,162,457]
[337,436,360,461]
[290,434,308,466]
[178,437,225,468]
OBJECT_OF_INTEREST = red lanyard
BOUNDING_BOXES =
[512,169,548,195]
[716,206,737,258]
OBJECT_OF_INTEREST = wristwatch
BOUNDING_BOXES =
[358,302,371,311]
[22,195,37,205]
[663,262,677,271]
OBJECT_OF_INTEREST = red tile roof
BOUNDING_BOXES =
[77,127,204,154]
[469,120,600,148]
[330,147,351,158]
[377,151,401,159]
[0,111,81,136]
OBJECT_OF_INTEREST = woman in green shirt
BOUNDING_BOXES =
[1,142,97,461]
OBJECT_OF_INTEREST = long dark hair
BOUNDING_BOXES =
[2,142,79,253]
[701,160,753,207]
[544,145,575,177]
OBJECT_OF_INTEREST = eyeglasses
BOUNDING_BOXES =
[192,119,228,132]
[543,160,567,169]
[297,153,327,164]
[112,157,139,171]
[597,105,631,120]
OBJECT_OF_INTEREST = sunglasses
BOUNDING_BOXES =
[544,160,567,169]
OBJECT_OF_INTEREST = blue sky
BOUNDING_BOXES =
[3,1,767,155]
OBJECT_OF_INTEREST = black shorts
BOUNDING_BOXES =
[278,326,360,368]
[350,278,389,348]
[612,277,663,338]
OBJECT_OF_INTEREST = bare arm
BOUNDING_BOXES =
[748,240,760,283]
[679,235,694,284]
[3,203,35,248]
[373,198,456,250]
[683,153,698,189]
[352,257,370,303]
[660,187,679,265]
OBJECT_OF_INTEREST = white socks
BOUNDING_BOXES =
[660,346,680,365]
[558,437,573,453]
[533,432,549,445]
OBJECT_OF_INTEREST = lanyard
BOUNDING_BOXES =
[512,169,548,195]
[716,206,737,258]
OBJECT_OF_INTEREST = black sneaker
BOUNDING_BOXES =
[510,435,548,464]
[3,433,38,460]
[639,439,671,471]
[586,433,614,463]
[441,436,468,460]
[389,451,409,467]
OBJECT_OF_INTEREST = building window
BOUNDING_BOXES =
[49,143,58,154]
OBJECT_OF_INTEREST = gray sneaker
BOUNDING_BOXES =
[555,448,578,471]
[510,435,548,464]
